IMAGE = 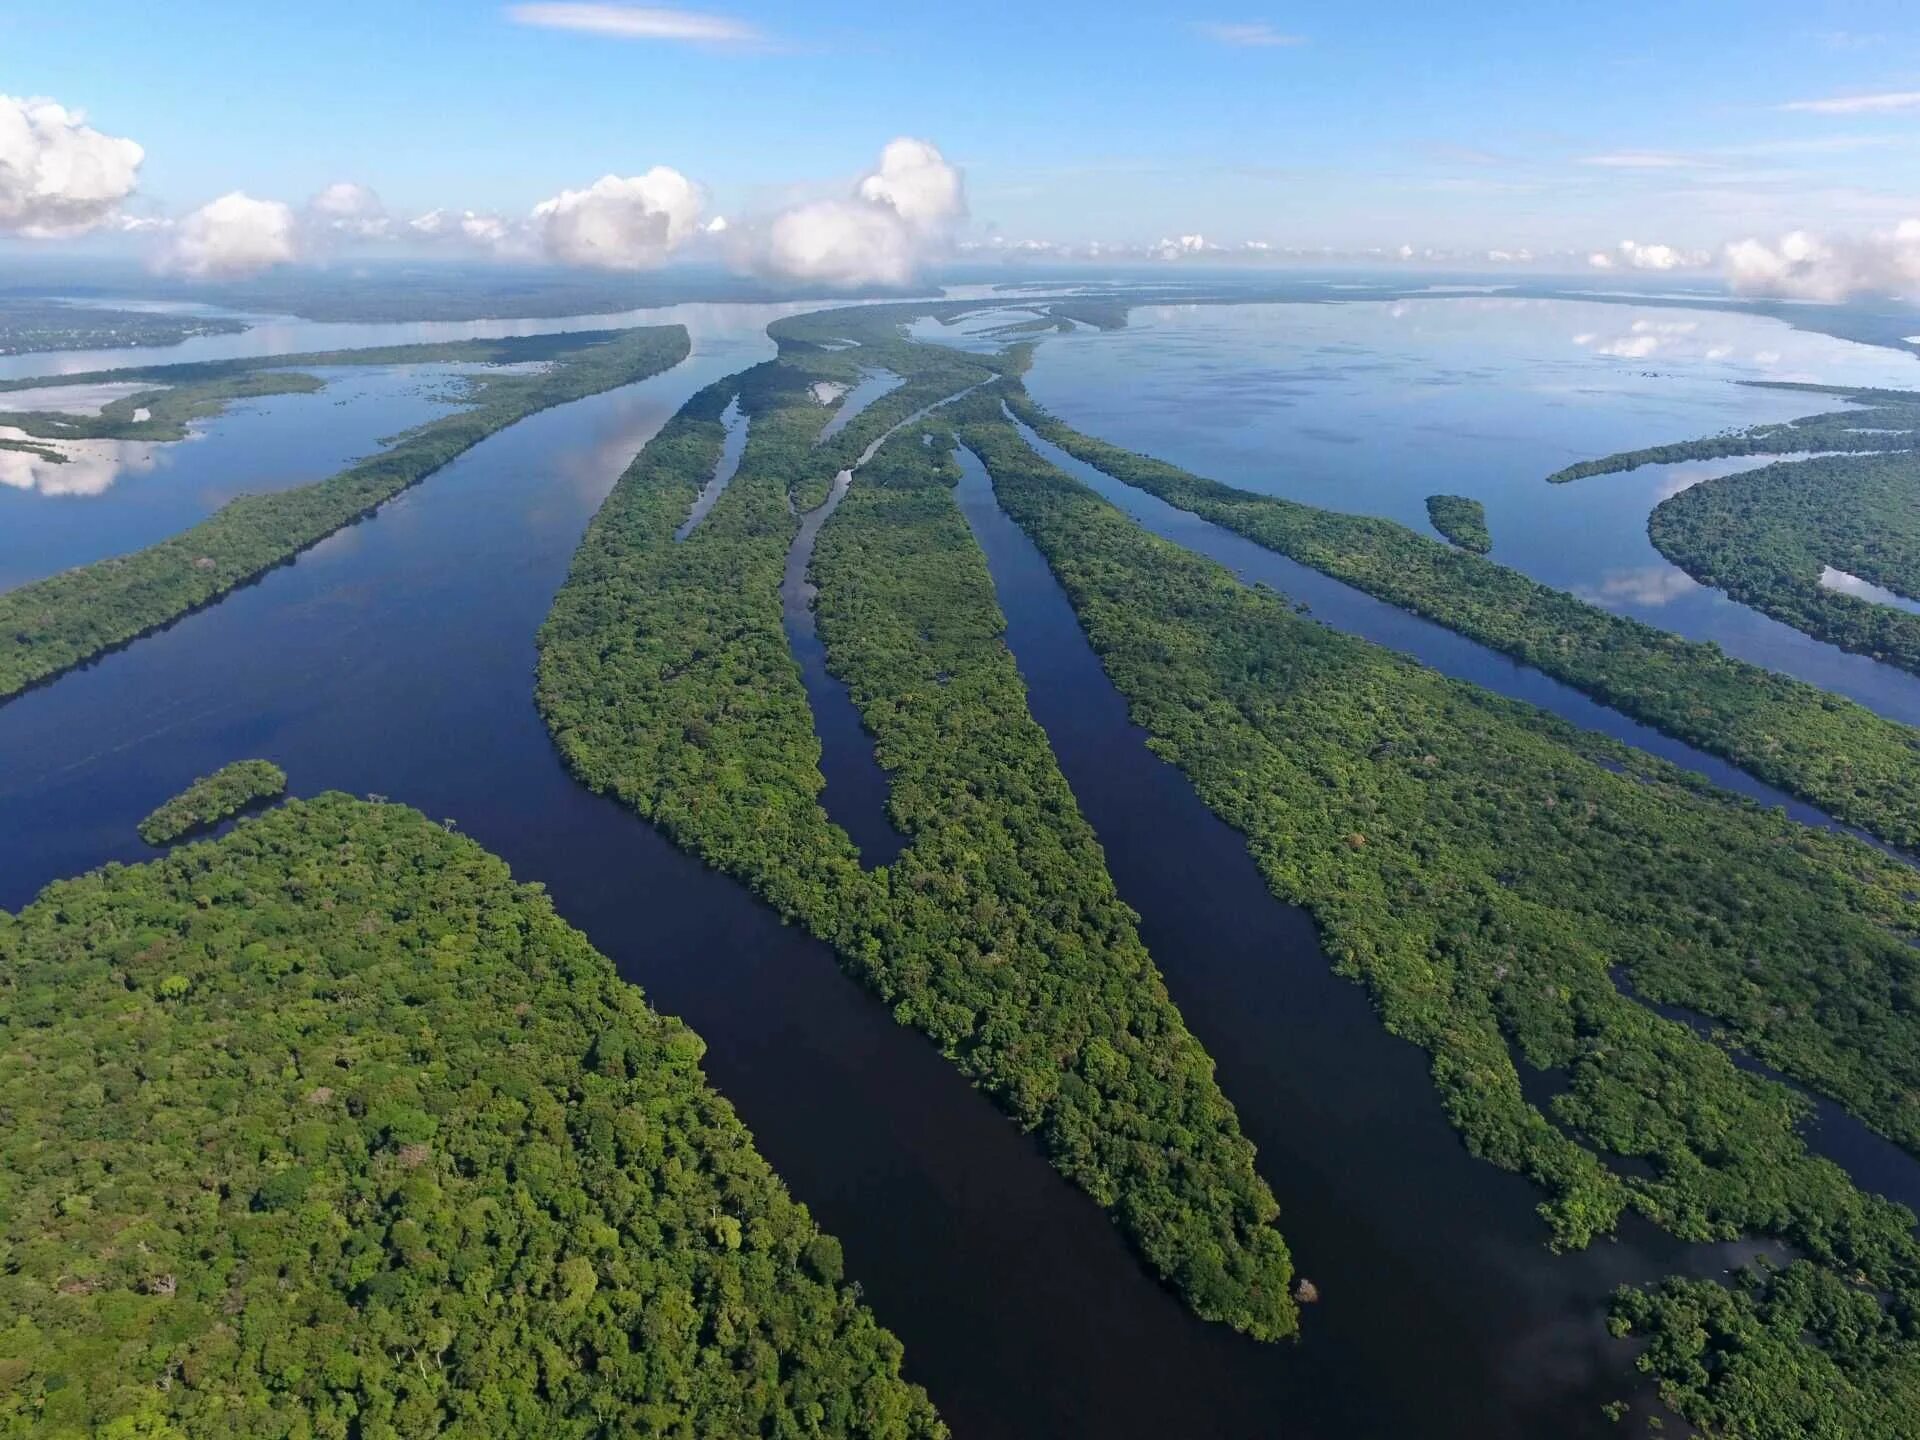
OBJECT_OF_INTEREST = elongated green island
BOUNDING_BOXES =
[1650,450,1920,676]
[0,325,689,702]
[538,318,1298,1340]
[137,758,286,843]
[0,791,942,1439]
[1424,493,1490,552]
[1544,380,1920,484]
[998,384,1920,851]
[951,386,1920,1436]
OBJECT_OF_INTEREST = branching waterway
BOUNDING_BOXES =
[1004,409,1902,859]
[947,442,1772,1435]
[779,382,992,869]
[1016,295,1920,729]
[0,316,1351,1440]
[10,291,1917,1437]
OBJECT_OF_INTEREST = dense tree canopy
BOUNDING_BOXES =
[0,793,942,1439]
[1000,384,1920,851]
[0,326,691,701]
[1423,493,1490,553]
[953,391,1920,1435]
[537,321,1298,1340]
[1651,450,1920,677]
[137,759,287,844]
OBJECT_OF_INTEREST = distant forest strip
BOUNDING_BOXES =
[0,325,689,702]
[999,385,1920,851]
[0,330,646,442]
[537,332,1299,1340]
[0,792,943,1438]
[953,396,1920,1434]
[137,758,286,844]
[1543,381,1920,484]
[0,371,326,443]
[1650,450,1920,677]
[0,297,247,356]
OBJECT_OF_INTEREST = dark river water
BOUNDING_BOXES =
[3,298,1915,1437]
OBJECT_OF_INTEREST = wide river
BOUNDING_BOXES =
[4,290,1919,1436]
[998,295,1920,725]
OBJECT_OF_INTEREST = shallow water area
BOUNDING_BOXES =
[0,380,157,414]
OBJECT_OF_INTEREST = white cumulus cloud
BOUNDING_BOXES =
[307,181,391,239]
[1587,239,1710,272]
[1724,220,1920,301]
[533,168,705,269]
[0,94,144,236]
[163,192,300,277]
[754,137,965,287]
[408,208,516,249]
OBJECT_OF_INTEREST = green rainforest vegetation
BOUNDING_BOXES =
[952,391,1920,1437]
[1544,381,1920,485]
[1649,451,1920,677]
[998,385,1920,851]
[0,326,689,701]
[0,331,654,443]
[0,372,327,444]
[1546,379,1920,676]
[1423,494,1490,552]
[0,792,942,1440]
[138,759,286,844]
[536,316,1298,1341]
[0,299,247,357]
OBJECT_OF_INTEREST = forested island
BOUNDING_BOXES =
[537,316,1299,1341]
[535,299,1920,1428]
[1424,494,1490,552]
[1544,381,1920,485]
[0,325,689,701]
[0,791,942,1438]
[1650,450,1920,676]
[137,758,286,843]
[997,384,1920,851]
[0,297,248,356]
[950,387,1920,1435]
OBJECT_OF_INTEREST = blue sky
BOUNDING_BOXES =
[5,1,1920,272]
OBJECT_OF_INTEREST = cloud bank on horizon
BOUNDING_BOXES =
[4,67,1919,302]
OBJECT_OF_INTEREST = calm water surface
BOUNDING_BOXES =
[0,365,460,589]
[4,294,1910,1436]
[1019,297,1920,724]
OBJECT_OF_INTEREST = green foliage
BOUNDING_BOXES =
[0,326,690,702]
[1611,1264,1920,1438]
[1423,494,1490,553]
[1544,382,1920,485]
[0,299,247,357]
[0,373,326,444]
[137,759,287,844]
[1001,385,1920,851]
[537,320,1298,1340]
[955,395,1920,1433]
[1651,450,1920,676]
[0,793,942,1439]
